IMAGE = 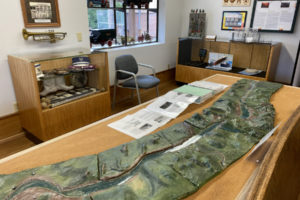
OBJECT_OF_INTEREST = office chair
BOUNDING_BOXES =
[113,54,160,107]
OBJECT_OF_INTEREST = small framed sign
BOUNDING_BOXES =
[221,11,247,30]
[223,0,251,7]
[20,0,61,28]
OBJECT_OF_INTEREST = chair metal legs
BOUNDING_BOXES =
[156,85,159,97]
[112,77,118,109]
[135,81,142,104]
[113,76,159,107]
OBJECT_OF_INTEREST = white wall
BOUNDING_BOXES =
[0,0,183,117]
[180,0,300,85]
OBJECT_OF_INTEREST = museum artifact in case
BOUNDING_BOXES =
[8,49,111,141]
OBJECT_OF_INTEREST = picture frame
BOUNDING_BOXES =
[223,0,251,7]
[221,11,247,30]
[20,0,61,28]
[250,0,299,33]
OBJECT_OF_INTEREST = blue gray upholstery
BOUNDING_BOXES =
[115,55,138,80]
[122,75,160,89]
[113,54,160,106]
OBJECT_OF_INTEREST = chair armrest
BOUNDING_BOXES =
[116,69,139,89]
[138,63,157,77]
[116,69,136,77]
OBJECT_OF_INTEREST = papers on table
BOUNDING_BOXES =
[108,111,172,139]
[164,90,199,104]
[146,97,189,119]
[189,80,228,93]
[108,80,228,138]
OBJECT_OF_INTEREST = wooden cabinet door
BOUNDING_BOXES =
[250,44,271,71]
[210,41,230,54]
[230,42,253,68]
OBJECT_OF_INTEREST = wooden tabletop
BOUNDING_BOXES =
[1,74,300,200]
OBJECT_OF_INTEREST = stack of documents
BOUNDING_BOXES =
[108,80,228,138]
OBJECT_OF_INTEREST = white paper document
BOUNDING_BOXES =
[164,90,199,104]
[108,115,160,139]
[146,97,189,119]
[132,109,172,126]
[189,80,228,93]
[108,81,224,138]
[108,109,173,139]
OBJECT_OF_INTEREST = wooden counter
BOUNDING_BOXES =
[1,74,300,199]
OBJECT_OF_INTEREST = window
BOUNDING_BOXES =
[88,0,159,49]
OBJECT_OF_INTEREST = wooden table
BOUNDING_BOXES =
[1,74,300,199]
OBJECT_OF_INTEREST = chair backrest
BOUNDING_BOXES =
[115,54,138,80]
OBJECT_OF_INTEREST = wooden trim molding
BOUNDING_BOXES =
[0,113,22,141]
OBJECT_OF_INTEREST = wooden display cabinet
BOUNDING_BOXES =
[176,39,281,83]
[8,49,111,141]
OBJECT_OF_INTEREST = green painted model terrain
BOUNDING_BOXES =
[0,79,282,200]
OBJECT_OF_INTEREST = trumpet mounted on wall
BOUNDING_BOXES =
[22,29,67,43]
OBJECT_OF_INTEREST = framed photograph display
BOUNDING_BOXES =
[250,0,299,33]
[221,11,247,30]
[223,0,251,7]
[20,0,61,27]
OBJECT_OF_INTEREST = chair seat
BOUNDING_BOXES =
[122,75,160,89]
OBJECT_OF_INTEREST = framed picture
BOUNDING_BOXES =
[221,11,247,30]
[250,0,299,33]
[223,0,251,7]
[20,0,61,28]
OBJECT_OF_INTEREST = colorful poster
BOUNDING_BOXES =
[221,11,247,30]
[223,0,251,6]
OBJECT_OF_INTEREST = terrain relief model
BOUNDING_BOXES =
[0,79,282,200]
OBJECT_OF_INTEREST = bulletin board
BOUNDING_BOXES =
[250,0,299,33]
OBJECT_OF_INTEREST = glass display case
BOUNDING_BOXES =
[8,49,111,141]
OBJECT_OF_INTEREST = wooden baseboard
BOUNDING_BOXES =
[0,132,25,144]
[110,68,175,103]
[0,113,22,141]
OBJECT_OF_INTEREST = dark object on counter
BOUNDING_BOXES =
[90,29,116,46]
[199,48,207,63]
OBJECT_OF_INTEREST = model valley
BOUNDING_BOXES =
[0,79,282,200]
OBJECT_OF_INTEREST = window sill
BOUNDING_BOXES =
[91,42,165,53]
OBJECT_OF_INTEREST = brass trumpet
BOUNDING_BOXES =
[22,28,67,43]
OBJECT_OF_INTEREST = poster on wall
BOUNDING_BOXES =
[223,0,251,7]
[250,0,299,32]
[221,11,248,30]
